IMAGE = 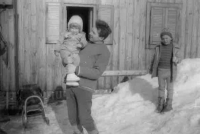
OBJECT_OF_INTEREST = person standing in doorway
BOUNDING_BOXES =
[65,20,111,134]
[149,28,182,113]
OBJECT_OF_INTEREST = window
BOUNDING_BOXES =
[45,3,114,45]
[146,2,182,48]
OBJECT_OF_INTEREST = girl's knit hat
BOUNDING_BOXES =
[68,15,83,31]
[160,28,173,39]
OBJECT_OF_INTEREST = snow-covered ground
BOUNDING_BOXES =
[91,58,200,134]
[2,58,200,134]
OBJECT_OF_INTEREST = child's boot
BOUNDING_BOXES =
[67,73,80,81]
[72,125,83,134]
[66,81,79,86]
[163,98,173,112]
[87,124,99,134]
[156,97,165,113]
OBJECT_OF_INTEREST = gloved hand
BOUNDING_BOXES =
[66,64,77,74]
[80,33,87,47]
[173,57,179,64]
[76,43,82,48]
[64,32,71,39]
[63,56,73,65]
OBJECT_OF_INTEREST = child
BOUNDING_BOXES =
[55,15,87,86]
[149,28,181,113]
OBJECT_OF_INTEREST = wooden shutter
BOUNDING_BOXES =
[97,5,114,45]
[166,8,179,43]
[150,7,165,45]
[46,3,61,44]
[146,3,182,48]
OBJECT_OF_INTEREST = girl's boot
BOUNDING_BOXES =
[163,98,173,112]
[156,97,165,113]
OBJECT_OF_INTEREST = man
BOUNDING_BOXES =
[65,20,111,134]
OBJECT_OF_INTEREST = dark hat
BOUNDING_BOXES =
[160,28,173,39]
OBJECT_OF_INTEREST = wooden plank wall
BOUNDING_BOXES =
[1,0,200,99]
[0,7,16,109]
[0,8,15,92]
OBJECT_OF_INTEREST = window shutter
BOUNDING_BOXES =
[97,5,114,45]
[166,8,179,43]
[46,3,61,44]
[150,7,165,45]
[146,3,182,48]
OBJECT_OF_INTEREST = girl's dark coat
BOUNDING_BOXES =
[149,43,182,82]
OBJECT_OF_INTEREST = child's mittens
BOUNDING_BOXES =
[64,32,71,39]
[66,64,76,74]
[173,57,179,64]
[80,33,87,47]
[76,43,82,48]
[63,56,73,64]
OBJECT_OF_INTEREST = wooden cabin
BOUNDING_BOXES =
[0,0,200,108]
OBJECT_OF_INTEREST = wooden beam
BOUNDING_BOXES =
[0,5,13,9]
[14,0,19,92]
[102,70,148,76]
[0,0,12,5]
[93,89,112,94]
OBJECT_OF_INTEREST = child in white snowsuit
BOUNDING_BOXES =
[55,15,87,86]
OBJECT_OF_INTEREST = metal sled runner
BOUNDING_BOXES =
[17,84,50,128]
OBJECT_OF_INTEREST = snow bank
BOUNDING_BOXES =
[92,58,200,134]
[175,58,200,92]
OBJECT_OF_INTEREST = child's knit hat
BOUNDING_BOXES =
[160,28,173,39]
[68,15,83,32]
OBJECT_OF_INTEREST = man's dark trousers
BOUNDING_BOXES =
[66,86,95,132]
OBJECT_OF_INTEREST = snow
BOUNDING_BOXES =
[2,58,200,134]
[91,58,200,134]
